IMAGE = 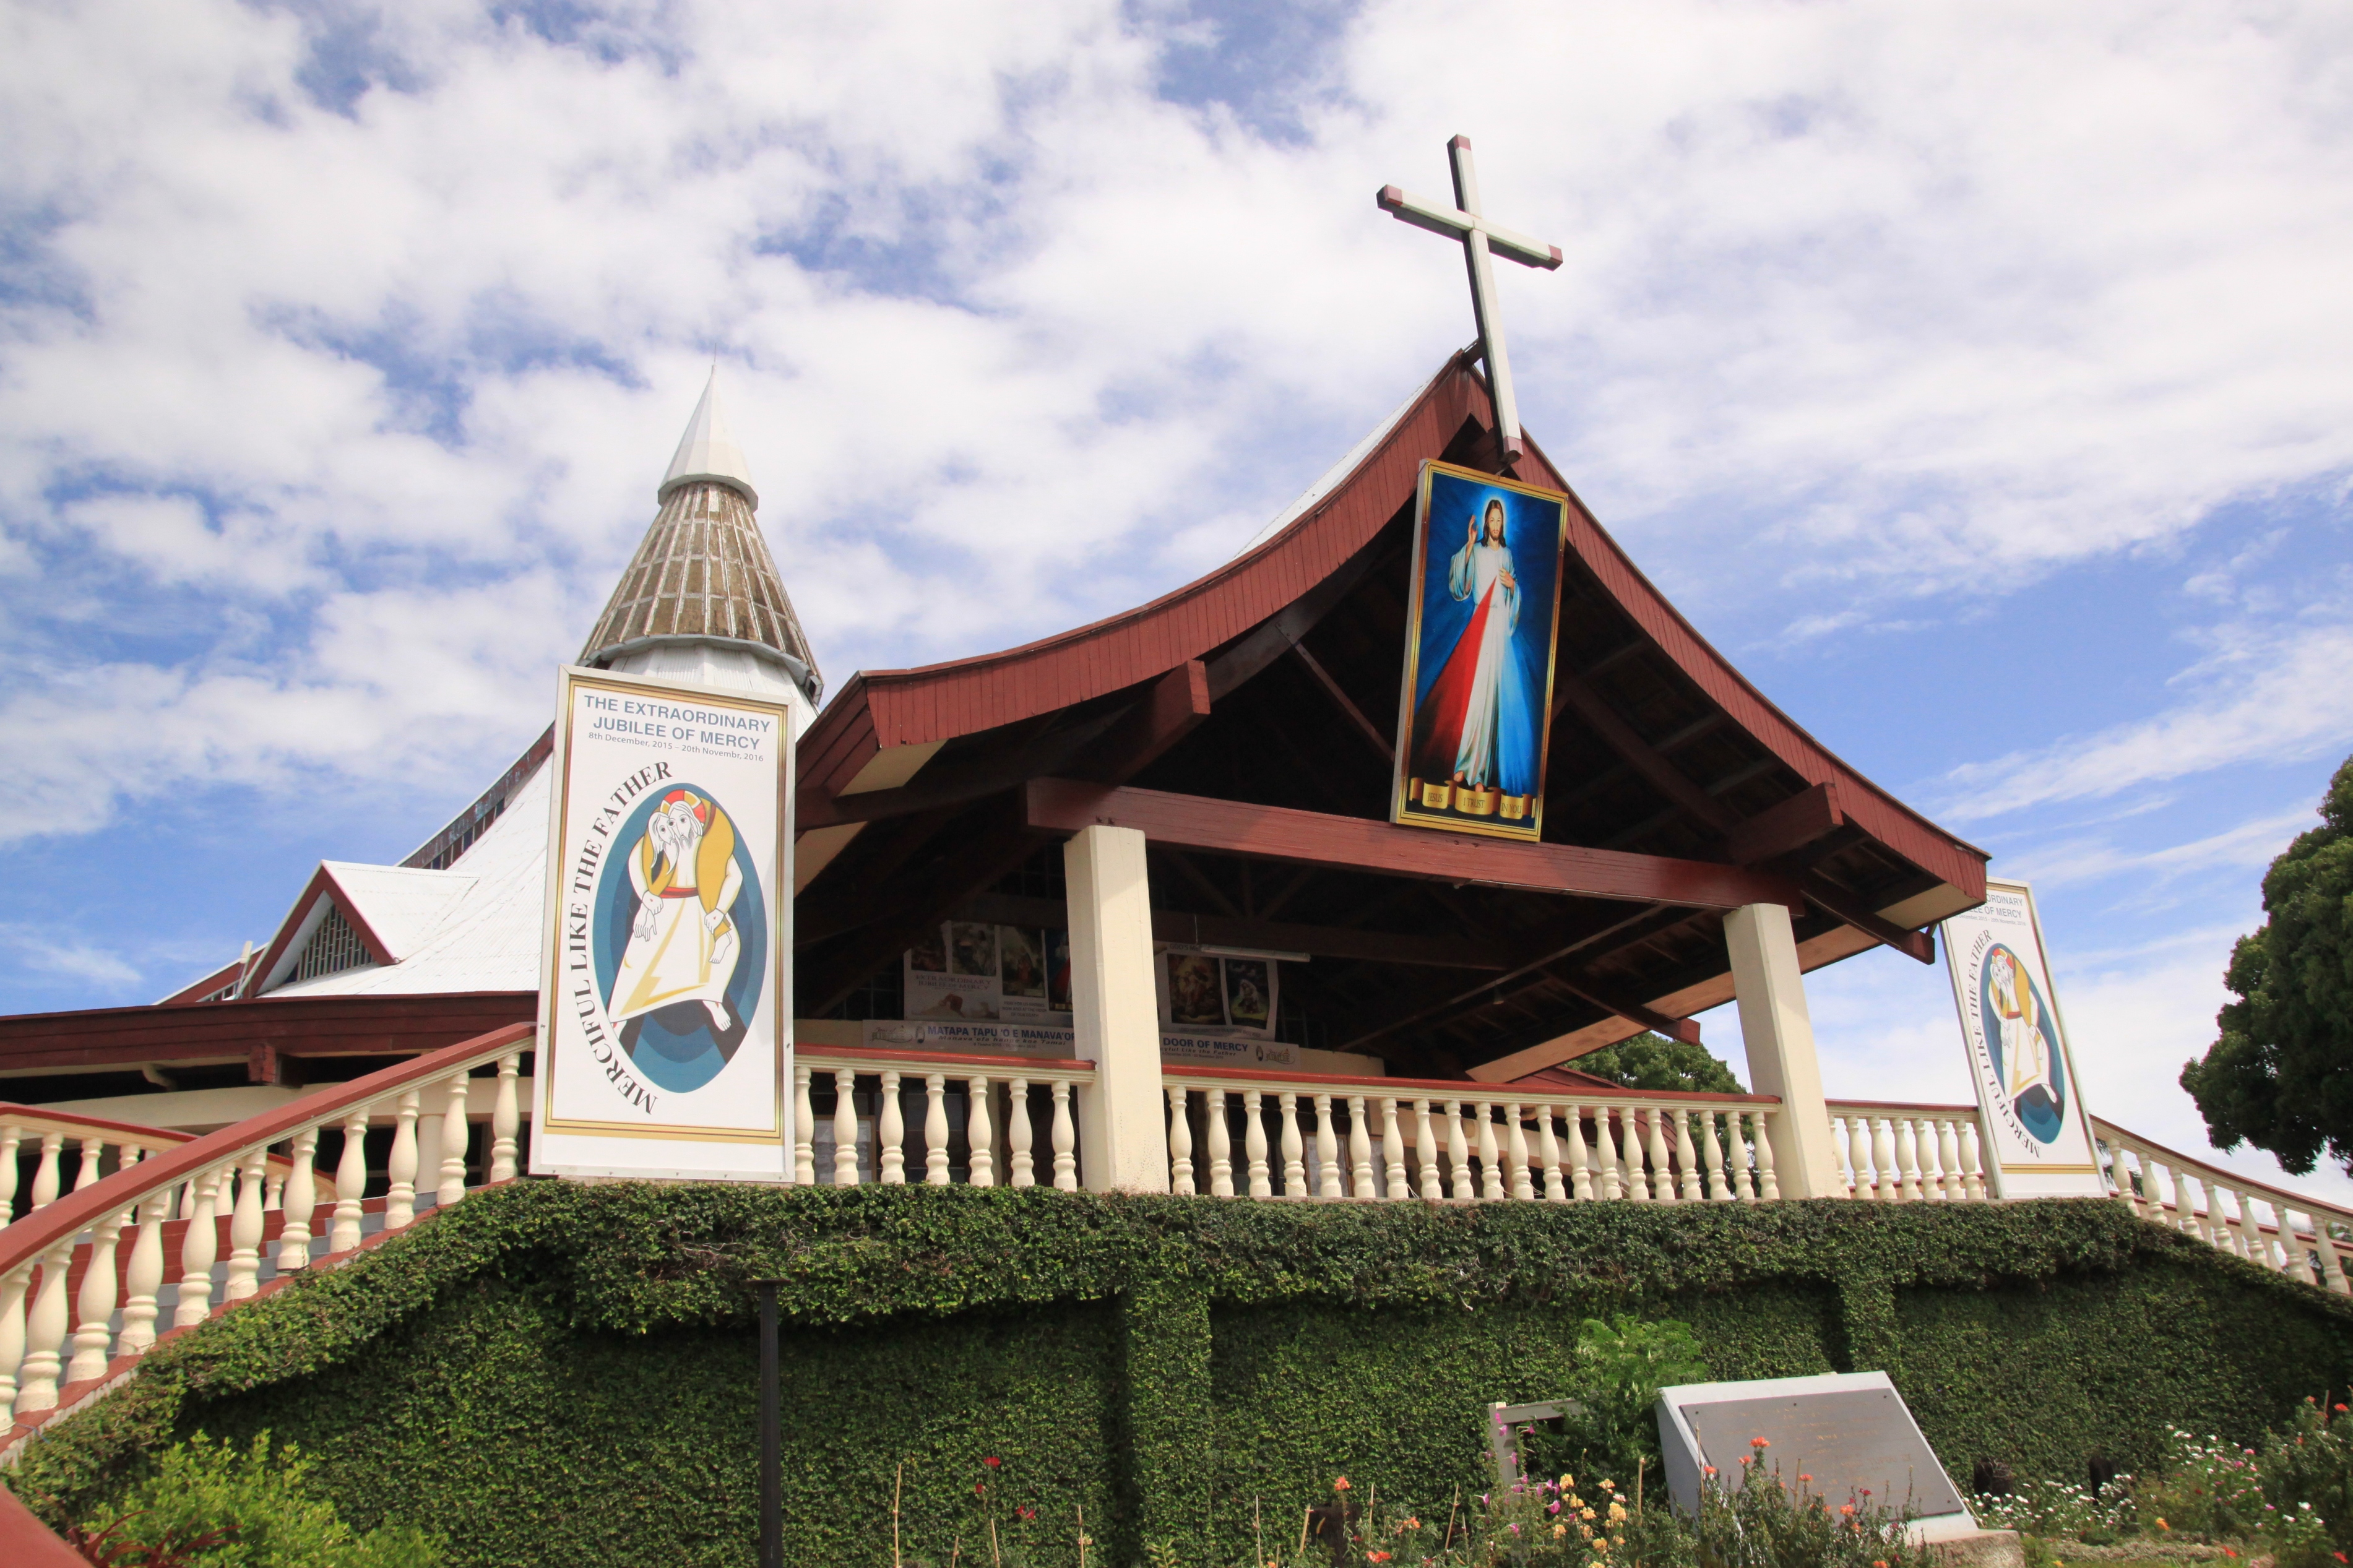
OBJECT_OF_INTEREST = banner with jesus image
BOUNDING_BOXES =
[532,665,792,1181]
[1391,460,1571,842]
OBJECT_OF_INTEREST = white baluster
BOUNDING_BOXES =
[1642,1107,1673,1201]
[1841,1115,1867,1199]
[30,1132,64,1210]
[1313,1094,1342,1197]
[2165,1161,2195,1234]
[119,1179,171,1357]
[967,1075,995,1189]
[1348,1095,1375,1199]
[1536,1107,1566,1202]
[1475,1103,1503,1200]
[2281,1211,2312,1282]
[1592,1107,1621,1200]
[1503,1103,1533,1200]
[15,1239,72,1412]
[1865,1118,1895,1200]
[0,1262,28,1423]
[877,1071,905,1184]
[1206,1089,1232,1197]
[1701,1113,1729,1201]
[1729,1112,1758,1201]
[1959,1118,1987,1200]
[386,1089,421,1231]
[175,1165,225,1327]
[1279,1092,1305,1195]
[833,1070,861,1186]
[1050,1082,1078,1192]
[2311,1221,2350,1294]
[224,1148,267,1301]
[0,1122,19,1225]
[412,1106,441,1212]
[73,1135,105,1193]
[1008,1078,1035,1189]
[1415,1099,1441,1198]
[1934,1119,1962,1200]
[67,1189,128,1383]
[793,1065,816,1186]
[1445,1101,1472,1198]
[491,1051,522,1184]
[1828,1116,1853,1196]
[1565,1106,1593,1200]
[1675,1109,1703,1202]
[924,1074,951,1186]
[331,1108,369,1256]
[277,1127,319,1272]
[1168,1087,1195,1195]
[1752,1111,1781,1200]
[1381,1096,1408,1199]
[1245,1089,1271,1197]
[1895,1118,1923,1202]
[436,1072,471,1207]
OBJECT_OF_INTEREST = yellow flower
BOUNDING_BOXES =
[1608,1503,1627,1523]
[1554,1524,1568,1538]
[1560,1475,1575,1489]
[1581,1507,1597,1522]
[2157,1520,2170,1531]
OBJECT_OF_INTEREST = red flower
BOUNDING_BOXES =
[1016,1506,1037,1522]
[1750,1437,1770,1449]
[983,1456,1002,1469]
[975,1483,987,1497]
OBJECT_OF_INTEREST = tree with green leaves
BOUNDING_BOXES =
[1573,1032,1745,1095]
[2181,756,2353,1176]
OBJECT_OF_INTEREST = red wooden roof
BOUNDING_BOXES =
[799,352,1984,903]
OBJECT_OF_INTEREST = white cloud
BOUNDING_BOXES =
[0,923,142,987]
[1940,617,2353,819]
[2010,805,2316,890]
[3,0,2353,850]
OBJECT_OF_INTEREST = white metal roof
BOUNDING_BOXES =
[268,761,549,998]
[658,366,758,507]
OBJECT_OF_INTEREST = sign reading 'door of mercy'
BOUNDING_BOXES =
[530,666,792,1181]
[1940,878,2104,1199]
[1391,460,1571,841]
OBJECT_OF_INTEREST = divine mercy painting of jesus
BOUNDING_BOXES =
[1391,460,1569,841]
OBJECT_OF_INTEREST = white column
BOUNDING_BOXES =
[967,1075,995,1189]
[924,1074,951,1186]
[277,1127,319,1271]
[1207,1090,1233,1197]
[1724,902,1842,1199]
[1064,824,1170,1192]
[1244,1090,1271,1197]
[332,1109,370,1254]
[1008,1078,1035,1189]
[491,1052,523,1183]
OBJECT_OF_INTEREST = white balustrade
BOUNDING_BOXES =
[791,1053,1096,1194]
[0,1025,530,1434]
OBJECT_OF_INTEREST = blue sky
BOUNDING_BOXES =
[4,0,2352,1195]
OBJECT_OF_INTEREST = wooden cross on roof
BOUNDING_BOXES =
[1379,136,1562,466]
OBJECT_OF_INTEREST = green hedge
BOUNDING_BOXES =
[10,1182,2353,1567]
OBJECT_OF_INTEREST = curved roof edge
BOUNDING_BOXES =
[800,351,1985,900]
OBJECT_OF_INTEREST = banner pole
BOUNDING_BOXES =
[760,1280,780,1568]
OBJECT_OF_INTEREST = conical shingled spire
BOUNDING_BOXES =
[579,373,821,706]
[660,366,758,506]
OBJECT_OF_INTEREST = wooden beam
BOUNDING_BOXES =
[1554,980,1701,1045]
[960,892,1503,971]
[1802,874,1936,965]
[1025,780,1803,912]
[1202,527,1396,702]
[797,712,1120,832]
[1722,782,1842,865]
[1290,643,1394,763]
[1551,666,1733,830]
[1074,660,1212,782]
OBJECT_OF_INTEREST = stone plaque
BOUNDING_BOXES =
[1655,1372,1975,1541]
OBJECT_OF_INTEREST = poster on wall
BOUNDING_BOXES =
[531,665,792,1181]
[1155,949,1279,1038]
[904,923,1072,1023]
[1391,460,1571,842]
[1939,879,2105,1198]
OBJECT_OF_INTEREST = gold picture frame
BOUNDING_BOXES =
[1389,460,1571,843]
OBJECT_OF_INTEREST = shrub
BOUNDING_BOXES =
[1969,1474,2135,1543]
[2258,1398,2353,1553]
[2135,1428,2269,1540]
[72,1432,440,1568]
